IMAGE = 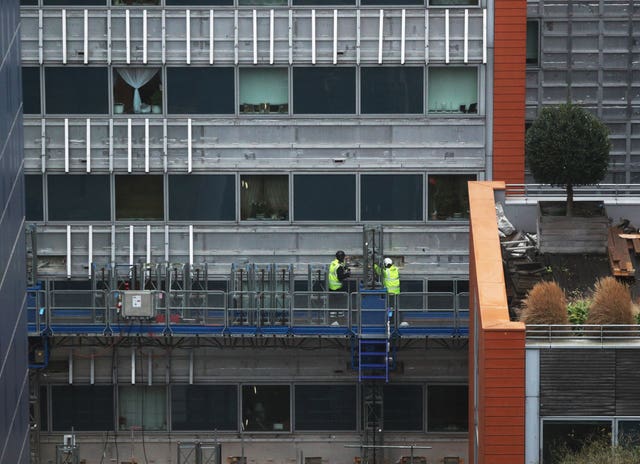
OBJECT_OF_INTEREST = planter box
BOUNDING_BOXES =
[537,201,609,254]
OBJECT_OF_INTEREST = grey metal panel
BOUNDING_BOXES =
[527,0,639,183]
[25,117,487,171]
[0,0,29,461]
[615,350,640,416]
[539,349,615,416]
[23,7,488,65]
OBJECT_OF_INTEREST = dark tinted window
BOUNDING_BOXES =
[293,67,355,114]
[363,0,423,4]
[22,67,41,114]
[526,20,540,66]
[295,385,356,431]
[242,385,290,432]
[166,0,231,4]
[45,67,108,114]
[40,386,48,431]
[48,175,110,221]
[167,68,234,114]
[361,174,423,221]
[361,67,423,114]
[171,385,237,431]
[294,175,355,221]
[21,0,39,5]
[25,175,44,221]
[44,0,105,4]
[427,385,468,432]
[115,175,164,221]
[543,421,611,464]
[169,175,235,221]
[430,0,477,5]
[383,385,423,431]
[51,385,114,431]
[293,0,354,4]
[401,280,423,293]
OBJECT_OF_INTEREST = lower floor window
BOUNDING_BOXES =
[242,385,291,432]
[543,420,612,464]
[119,386,167,431]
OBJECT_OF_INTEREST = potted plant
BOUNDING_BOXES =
[526,103,611,253]
[150,89,162,114]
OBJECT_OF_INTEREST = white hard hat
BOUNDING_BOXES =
[383,258,393,266]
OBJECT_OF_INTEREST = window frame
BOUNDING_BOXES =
[427,65,481,116]
[360,173,425,223]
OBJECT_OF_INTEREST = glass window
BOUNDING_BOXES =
[115,175,164,221]
[295,385,356,431]
[118,386,166,431]
[619,420,640,447]
[40,386,48,431]
[293,67,356,115]
[44,0,105,4]
[239,68,288,114]
[361,67,424,114]
[21,0,39,5]
[427,385,468,432]
[25,175,44,221]
[428,67,478,114]
[362,0,423,6]
[166,0,231,3]
[543,421,612,464]
[383,385,423,431]
[171,385,237,431]
[293,0,354,4]
[241,175,288,221]
[293,174,355,221]
[527,20,540,66]
[361,174,423,221]
[51,385,114,431]
[45,67,108,114]
[239,0,286,4]
[112,0,159,4]
[428,174,475,221]
[167,68,234,114]
[22,67,41,114]
[113,68,162,115]
[169,175,235,221]
[242,385,290,432]
[48,175,110,221]
[430,0,477,5]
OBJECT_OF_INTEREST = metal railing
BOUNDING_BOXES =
[27,288,469,336]
[505,183,640,200]
[526,324,640,343]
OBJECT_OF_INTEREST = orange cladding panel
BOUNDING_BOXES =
[493,0,527,185]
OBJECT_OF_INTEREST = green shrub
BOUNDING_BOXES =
[555,439,640,464]
[567,298,590,325]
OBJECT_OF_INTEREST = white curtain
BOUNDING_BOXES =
[116,68,158,113]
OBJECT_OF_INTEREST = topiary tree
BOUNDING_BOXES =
[525,103,611,216]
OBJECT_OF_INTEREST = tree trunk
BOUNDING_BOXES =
[566,184,574,216]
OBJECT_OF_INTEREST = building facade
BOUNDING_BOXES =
[0,0,29,462]
[21,0,488,462]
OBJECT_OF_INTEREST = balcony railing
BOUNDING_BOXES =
[526,324,640,346]
[27,288,469,337]
[505,184,640,201]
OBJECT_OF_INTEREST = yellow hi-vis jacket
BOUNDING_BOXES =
[375,264,400,294]
[328,258,344,290]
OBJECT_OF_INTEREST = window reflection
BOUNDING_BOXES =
[428,67,478,114]
[239,68,288,114]
[241,175,289,221]
[115,175,164,221]
[113,68,162,115]
[427,174,475,221]
[242,385,290,432]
